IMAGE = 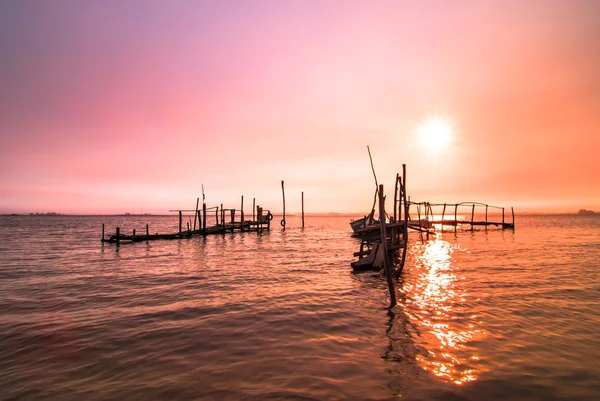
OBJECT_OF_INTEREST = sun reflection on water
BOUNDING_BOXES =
[402,238,483,385]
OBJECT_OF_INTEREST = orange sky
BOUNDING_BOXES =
[1,0,599,214]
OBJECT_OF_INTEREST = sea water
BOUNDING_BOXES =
[0,214,598,400]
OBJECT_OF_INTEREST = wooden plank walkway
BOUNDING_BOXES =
[102,203,274,245]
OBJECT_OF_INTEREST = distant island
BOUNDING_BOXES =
[577,209,596,215]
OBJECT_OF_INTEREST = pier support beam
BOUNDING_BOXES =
[378,184,397,307]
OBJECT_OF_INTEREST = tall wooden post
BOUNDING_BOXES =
[281,180,286,229]
[116,227,120,246]
[241,195,244,230]
[193,197,199,230]
[454,204,458,232]
[378,184,396,307]
[202,203,207,231]
[101,223,105,242]
[257,206,262,230]
[393,173,399,223]
[301,191,305,229]
[502,208,505,226]
[471,204,475,231]
[196,210,201,232]
[178,211,182,233]
[511,207,515,226]
[146,223,149,243]
[397,167,409,279]
[252,198,256,221]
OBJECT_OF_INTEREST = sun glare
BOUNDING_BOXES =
[417,117,453,154]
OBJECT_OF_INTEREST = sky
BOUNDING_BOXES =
[1,0,599,214]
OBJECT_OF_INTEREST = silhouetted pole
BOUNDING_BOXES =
[378,184,396,307]
[202,203,207,231]
[502,208,505,226]
[454,204,458,232]
[511,207,515,226]
[471,204,475,231]
[178,211,182,233]
[241,195,244,230]
[146,223,149,243]
[252,198,256,221]
[116,227,120,246]
[281,180,286,229]
[192,198,199,230]
[101,223,105,242]
[301,191,305,229]
[393,173,399,223]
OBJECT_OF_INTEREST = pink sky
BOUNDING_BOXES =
[1,0,599,214]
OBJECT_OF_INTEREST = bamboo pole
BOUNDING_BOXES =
[301,191,305,229]
[281,180,286,229]
[378,184,396,307]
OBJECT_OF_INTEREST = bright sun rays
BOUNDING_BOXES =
[416,116,454,154]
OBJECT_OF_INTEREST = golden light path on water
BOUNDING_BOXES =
[402,238,485,385]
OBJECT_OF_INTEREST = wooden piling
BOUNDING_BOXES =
[178,211,182,233]
[511,207,515,226]
[241,196,244,230]
[301,191,305,229]
[393,173,399,223]
[281,180,286,229]
[202,203,207,231]
[146,223,149,242]
[454,204,458,232]
[471,204,475,231]
[132,228,136,236]
[116,227,120,246]
[101,223,105,242]
[253,198,256,221]
[378,184,396,307]
[193,197,199,231]
[397,165,409,278]
[502,208,505,226]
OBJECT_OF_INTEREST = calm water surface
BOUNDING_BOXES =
[0,214,599,400]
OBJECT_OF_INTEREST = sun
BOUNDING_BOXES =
[416,117,453,154]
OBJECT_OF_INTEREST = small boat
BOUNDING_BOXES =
[350,211,377,233]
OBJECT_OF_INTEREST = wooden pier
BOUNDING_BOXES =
[406,201,515,231]
[102,200,274,245]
